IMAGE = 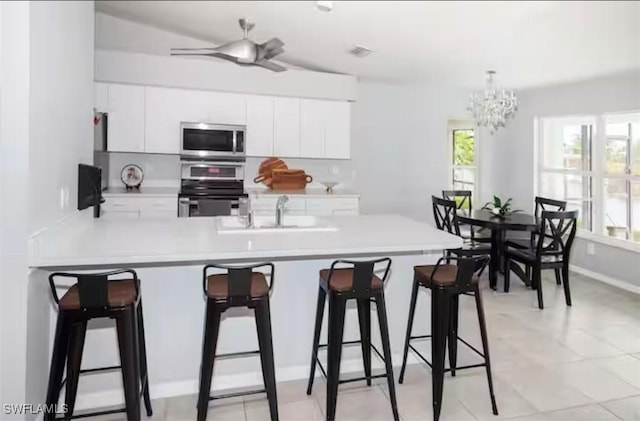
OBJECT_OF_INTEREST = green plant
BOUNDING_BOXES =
[482,196,521,217]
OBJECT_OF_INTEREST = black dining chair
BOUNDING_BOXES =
[432,196,492,260]
[506,197,567,288]
[504,210,578,309]
[442,190,490,243]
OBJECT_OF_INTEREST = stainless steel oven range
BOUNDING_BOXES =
[178,159,247,217]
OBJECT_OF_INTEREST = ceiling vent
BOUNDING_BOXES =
[349,46,373,58]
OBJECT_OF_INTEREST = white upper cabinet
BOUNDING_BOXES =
[94,82,109,111]
[300,99,325,158]
[107,84,145,153]
[144,87,182,154]
[273,97,300,157]
[324,101,351,159]
[205,91,246,125]
[246,95,274,157]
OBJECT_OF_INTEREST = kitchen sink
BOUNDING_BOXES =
[216,215,338,234]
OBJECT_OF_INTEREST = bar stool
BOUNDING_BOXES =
[197,263,278,421]
[398,255,498,421]
[306,258,399,421]
[45,269,153,421]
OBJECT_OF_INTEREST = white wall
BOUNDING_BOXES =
[494,71,640,287]
[30,1,95,234]
[1,2,95,418]
[0,2,31,416]
[351,81,475,222]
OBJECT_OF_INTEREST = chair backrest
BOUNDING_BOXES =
[48,269,139,311]
[203,262,275,304]
[442,190,473,211]
[432,195,461,236]
[326,258,392,293]
[534,196,567,217]
[535,210,578,259]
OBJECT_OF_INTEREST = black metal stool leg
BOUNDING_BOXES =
[255,299,279,421]
[136,300,153,416]
[326,293,346,421]
[197,299,221,421]
[431,288,450,421]
[375,292,400,421]
[356,297,372,386]
[116,306,141,421]
[399,276,420,384]
[65,320,87,420]
[448,295,459,377]
[306,286,326,395]
[474,284,498,415]
[45,311,73,421]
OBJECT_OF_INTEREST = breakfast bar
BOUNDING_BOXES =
[29,214,461,412]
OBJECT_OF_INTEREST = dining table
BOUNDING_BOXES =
[456,210,540,290]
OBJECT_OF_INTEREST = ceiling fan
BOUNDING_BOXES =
[170,18,286,72]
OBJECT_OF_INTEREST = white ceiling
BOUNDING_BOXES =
[96,1,640,88]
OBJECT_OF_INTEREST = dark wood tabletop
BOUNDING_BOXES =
[456,210,539,231]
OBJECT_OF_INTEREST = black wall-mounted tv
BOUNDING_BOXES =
[78,164,103,212]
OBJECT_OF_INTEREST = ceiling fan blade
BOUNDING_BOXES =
[170,52,219,57]
[170,47,218,51]
[260,38,284,51]
[253,60,287,72]
[261,46,284,61]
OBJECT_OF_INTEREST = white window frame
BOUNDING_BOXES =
[535,111,640,253]
[448,122,480,201]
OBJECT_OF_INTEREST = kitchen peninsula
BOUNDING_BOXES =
[29,214,461,410]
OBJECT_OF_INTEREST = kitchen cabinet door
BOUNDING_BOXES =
[144,87,181,154]
[300,99,325,158]
[246,96,274,157]
[107,84,145,153]
[273,97,300,157]
[324,101,351,159]
[202,91,247,125]
[94,82,109,111]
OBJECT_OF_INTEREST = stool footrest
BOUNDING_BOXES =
[318,340,384,361]
[315,340,389,385]
[54,407,125,420]
[407,334,488,371]
[59,365,122,388]
[338,373,387,385]
[215,350,260,360]
[210,388,266,401]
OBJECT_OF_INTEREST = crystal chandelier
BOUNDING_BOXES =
[468,71,518,134]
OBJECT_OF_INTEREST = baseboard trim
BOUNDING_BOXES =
[570,264,640,295]
[73,353,419,411]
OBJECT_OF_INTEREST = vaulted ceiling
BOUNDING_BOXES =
[96,1,640,88]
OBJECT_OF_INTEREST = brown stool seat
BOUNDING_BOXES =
[414,264,478,287]
[207,272,269,299]
[319,268,383,292]
[59,279,137,310]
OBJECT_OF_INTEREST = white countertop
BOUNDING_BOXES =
[102,187,178,198]
[245,187,359,198]
[29,214,461,269]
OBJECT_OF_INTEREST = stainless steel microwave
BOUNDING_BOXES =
[180,122,245,159]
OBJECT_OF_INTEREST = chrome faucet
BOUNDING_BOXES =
[275,195,289,227]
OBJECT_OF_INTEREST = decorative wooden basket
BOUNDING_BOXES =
[271,168,313,190]
[253,157,288,188]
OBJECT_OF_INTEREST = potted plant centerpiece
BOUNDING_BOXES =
[482,196,521,218]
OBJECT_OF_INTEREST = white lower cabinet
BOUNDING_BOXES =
[102,196,177,219]
[251,196,359,216]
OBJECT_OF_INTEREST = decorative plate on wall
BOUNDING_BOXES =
[121,164,144,189]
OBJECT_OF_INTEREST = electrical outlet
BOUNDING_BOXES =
[587,242,595,255]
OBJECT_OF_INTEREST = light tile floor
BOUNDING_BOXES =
[83,272,640,420]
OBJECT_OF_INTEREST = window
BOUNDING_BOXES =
[603,113,640,241]
[451,127,477,197]
[538,117,594,230]
[537,112,640,245]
